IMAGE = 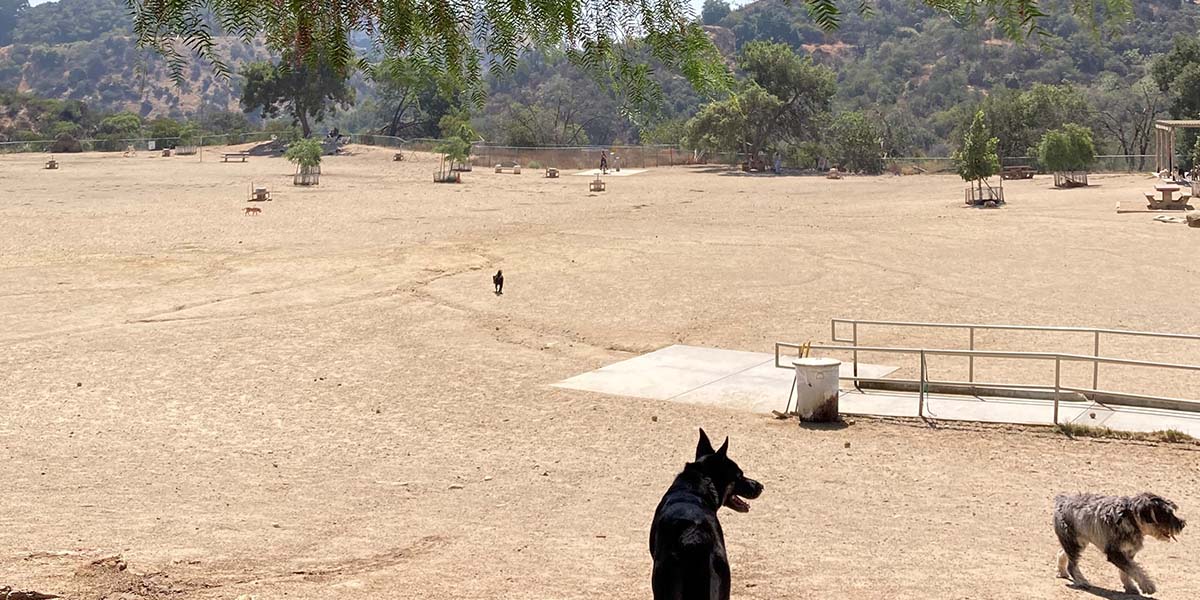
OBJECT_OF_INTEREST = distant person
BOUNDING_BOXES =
[600,151,609,174]
[493,270,504,295]
[773,151,782,174]
[614,154,621,172]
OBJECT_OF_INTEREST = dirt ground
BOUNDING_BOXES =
[2,145,1200,599]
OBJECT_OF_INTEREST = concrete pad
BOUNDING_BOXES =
[571,169,647,177]
[552,344,896,408]
[1116,198,1193,213]
[553,345,768,400]
[553,345,1200,436]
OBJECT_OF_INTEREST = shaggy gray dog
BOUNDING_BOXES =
[1054,492,1186,596]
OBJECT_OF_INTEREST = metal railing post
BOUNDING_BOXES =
[968,326,975,383]
[918,350,926,418]
[1093,331,1100,392]
[1054,356,1061,426]
[852,322,859,379]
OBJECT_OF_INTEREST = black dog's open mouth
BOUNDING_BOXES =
[725,495,751,512]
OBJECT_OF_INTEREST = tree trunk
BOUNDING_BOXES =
[298,111,312,138]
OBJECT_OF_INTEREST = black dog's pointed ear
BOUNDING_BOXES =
[716,437,729,457]
[696,428,715,459]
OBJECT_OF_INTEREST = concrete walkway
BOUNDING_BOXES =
[842,389,1200,436]
[571,168,647,177]
[554,344,1200,436]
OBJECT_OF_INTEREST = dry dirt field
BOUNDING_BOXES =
[2,145,1200,599]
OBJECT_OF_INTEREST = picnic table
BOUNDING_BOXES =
[222,152,250,163]
[1144,184,1192,210]
[1155,184,1182,203]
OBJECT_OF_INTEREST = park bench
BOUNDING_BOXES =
[1000,165,1035,180]
[545,167,559,178]
[222,152,250,163]
[495,163,521,174]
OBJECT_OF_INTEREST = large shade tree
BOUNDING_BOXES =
[683,84,784,157]
[239,58,354,138]
[1152,36,1200,166]
[683,42,835,157]
[372,56,461,138]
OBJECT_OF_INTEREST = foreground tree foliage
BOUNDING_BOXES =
[125,0,1132,105]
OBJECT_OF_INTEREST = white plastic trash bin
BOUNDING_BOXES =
[792,357,841,422]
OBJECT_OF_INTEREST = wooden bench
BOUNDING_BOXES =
[1000,165,1035,180]
[545,168,559,178]
[222,152,250,163]
[495,163,521,174]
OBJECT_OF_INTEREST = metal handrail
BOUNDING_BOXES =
[830,318,1200,391]
[831,318,1200,341]
[774,341,1200,424]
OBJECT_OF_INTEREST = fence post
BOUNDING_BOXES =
[1092,331,1100,391]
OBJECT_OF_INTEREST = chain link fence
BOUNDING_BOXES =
[0,132,277,154]
[348,135,692,170]
[1,129,1158,175]
[885,155,1155,175]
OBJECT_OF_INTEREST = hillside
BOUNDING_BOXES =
[0,0,269,118]
[2,0,1200,153]
[707,0,1200,153]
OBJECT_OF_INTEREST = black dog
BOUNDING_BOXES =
[650,429,763,600]
[493,270,503,295]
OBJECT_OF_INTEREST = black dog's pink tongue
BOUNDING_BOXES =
[727,496,750,512]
